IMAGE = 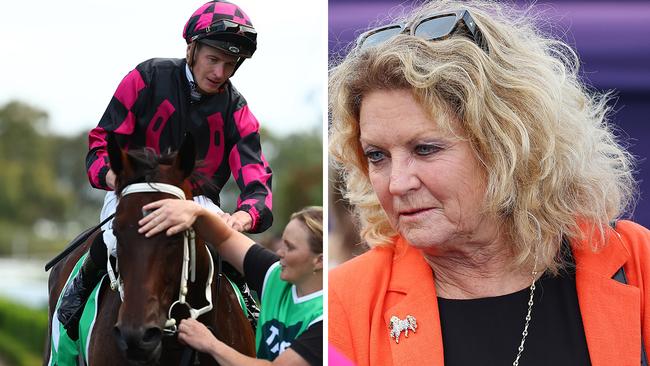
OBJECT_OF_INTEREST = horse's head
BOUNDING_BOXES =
[107,133,197,364]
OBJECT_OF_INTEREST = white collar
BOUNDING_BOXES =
[185,63,202,102]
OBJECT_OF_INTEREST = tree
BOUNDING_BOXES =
[0,101,72,224]
[0,101,104,256]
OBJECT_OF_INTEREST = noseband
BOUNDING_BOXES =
[107,182,215,334]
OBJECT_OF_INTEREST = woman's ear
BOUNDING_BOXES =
[313,253,323,272]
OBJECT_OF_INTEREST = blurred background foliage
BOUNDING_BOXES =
[0,101,97,258]
[0,100,322,365]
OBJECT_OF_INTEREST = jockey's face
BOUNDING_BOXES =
[189,44,238,94]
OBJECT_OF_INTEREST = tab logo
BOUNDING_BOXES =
[258,319,303,359]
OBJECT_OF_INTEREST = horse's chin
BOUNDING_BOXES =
[124,342,162,366]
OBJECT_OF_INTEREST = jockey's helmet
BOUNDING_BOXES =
[183,1,257,60]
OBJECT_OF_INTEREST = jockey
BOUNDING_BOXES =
[57,0,272,340]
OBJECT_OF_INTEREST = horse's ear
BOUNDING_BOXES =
[174,132,196,179]
[107,132,124,176]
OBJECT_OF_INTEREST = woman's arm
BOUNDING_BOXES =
[178,318,311,366]
[138,199,254,274]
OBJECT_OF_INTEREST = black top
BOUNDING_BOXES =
[244,244,322,365]
[438,250,591,366]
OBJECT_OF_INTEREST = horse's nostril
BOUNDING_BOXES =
[114,324,161,351]
[142,327,162,344]
[113,326,127,350]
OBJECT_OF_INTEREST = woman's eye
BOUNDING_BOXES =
[364,150,385,164]
[415,144,440,156]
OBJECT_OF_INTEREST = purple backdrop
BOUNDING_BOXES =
[329,0,650,227]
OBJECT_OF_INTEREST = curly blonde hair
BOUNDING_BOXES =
[329,0,636,272]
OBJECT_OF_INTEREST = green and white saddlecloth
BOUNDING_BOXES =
[47,254,248,366]
[48,253,104,366]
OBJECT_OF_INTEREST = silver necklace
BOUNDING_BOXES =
[512,255,539,366]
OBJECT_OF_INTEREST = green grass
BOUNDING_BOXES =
[0,330,42,366]
[0,297,48,365]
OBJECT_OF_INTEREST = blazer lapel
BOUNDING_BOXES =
[574,229,641,365]
[383,238,445,365]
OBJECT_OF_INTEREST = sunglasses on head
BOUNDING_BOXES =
[356,10,489,53]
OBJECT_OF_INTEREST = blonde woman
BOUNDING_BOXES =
[329,1,649,365]
[139,205,323,365]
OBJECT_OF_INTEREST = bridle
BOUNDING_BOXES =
[106,182,215,335]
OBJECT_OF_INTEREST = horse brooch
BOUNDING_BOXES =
[388,315,417,344]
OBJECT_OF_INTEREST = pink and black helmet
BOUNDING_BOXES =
[183,0,257,59]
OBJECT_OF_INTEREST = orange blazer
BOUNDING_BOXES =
[329,220,650,366]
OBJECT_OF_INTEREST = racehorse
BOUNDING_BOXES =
[44,134,256,365]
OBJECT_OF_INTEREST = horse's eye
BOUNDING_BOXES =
[142,208,153,218]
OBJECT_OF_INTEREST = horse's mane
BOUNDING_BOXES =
[114,148,215,197]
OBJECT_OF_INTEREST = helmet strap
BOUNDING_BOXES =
[232,58,245,76]
[187,42,198,68]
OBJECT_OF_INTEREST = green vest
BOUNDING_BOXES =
[255,262,323,360]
